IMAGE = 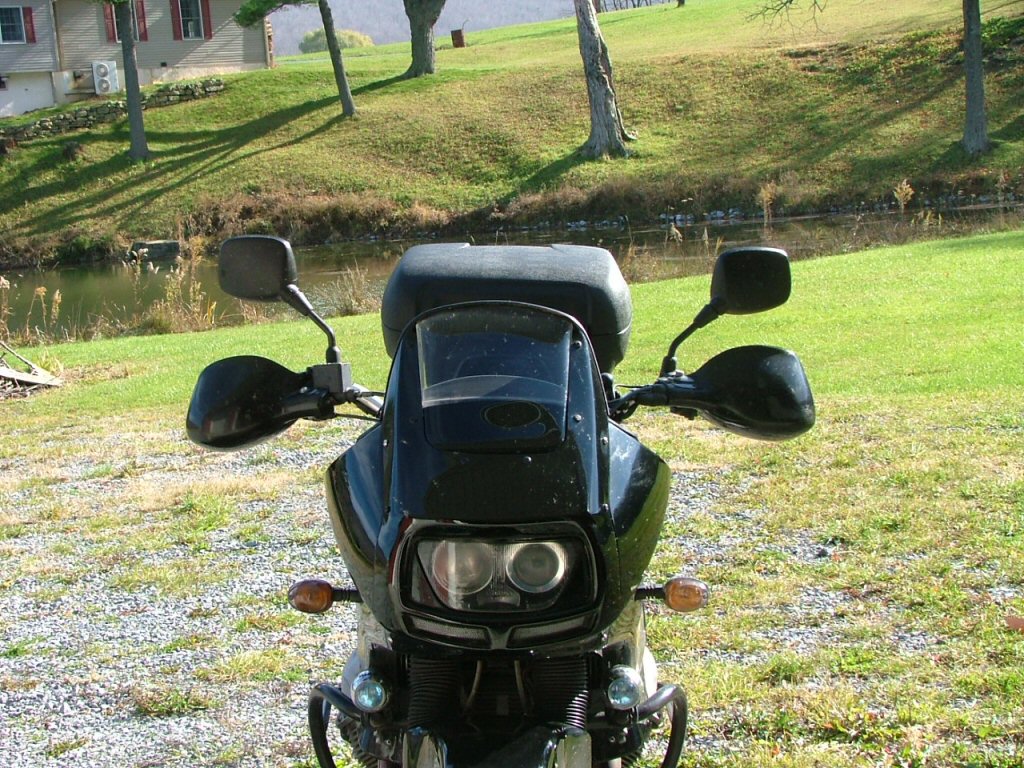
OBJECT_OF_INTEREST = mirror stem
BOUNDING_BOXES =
[661,299,725,376]
[281,285,342,364]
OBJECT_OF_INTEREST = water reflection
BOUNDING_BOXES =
[0,210,1006,339]
[0,226,716,339]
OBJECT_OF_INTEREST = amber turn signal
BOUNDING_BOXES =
[663,576,710,613]
[289,578,336,613]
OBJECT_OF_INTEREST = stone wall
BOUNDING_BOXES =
[0,79,225,144]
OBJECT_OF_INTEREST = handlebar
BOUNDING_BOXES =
[300,361,383,420]
[290,383,383,422]
[609,376,698,421]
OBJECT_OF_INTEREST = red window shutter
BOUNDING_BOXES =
[135,0,148,41]
[170,0,183,40]
[103,4,117,42]
[201,0,212,39]
[22,7,36,43]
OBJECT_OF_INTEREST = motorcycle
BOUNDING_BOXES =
[186,237,814,768]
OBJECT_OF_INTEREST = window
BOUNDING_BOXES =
[115,3,139,41]
[178,0,203,39]
[171,0,211,41]
[0,6,26,43]
[105,2,147,43]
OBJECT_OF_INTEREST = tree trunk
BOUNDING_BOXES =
[318,0,356,116]
[573,0,632,158]
[403,0,446,78]
[115,1,148,161]
[961,0,989,156]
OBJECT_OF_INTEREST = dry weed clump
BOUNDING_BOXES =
[0,275,10,341]
[306,262,382,318]
[5,284,65,344]
[757,180,780,228]
[498,177,699,227]
[269,193,400,243]
[618,243,662,284]
[141,255,218,335]
[183,191,450,244]
[402,202,451,232]
[500,185,591,224]
[893,178,915,214]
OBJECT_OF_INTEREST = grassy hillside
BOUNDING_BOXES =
[0,0,1022,263]
[3,232,1022,766]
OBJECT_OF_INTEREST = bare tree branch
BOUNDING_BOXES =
[748,0,828,25]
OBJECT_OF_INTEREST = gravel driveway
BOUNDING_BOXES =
[1,420,370,768]
[0,414,841,768]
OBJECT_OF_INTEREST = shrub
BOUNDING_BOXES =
[299,28,373,54]
[53,231,118,265]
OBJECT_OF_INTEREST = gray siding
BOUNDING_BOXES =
[0,0,59,72]
[56,0,267,72]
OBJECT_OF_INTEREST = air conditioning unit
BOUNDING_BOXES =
[92,60,120,94]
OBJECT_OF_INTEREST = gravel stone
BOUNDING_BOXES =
[1,425,364,768]
[2,422,856,766]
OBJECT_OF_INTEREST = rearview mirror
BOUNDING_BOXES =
[219,235,298,302]
[186,356,308,450]
[710,246,791,315]
[661,247,793,375]
[219,236,344,364]
[686,345,814,440]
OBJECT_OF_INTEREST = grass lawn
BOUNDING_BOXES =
[1,1,1022,260]
[2,229,1022,765]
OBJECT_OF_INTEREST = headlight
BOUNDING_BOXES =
[427,541,494,596]
[414,536,590,614]
[506,542,566,593]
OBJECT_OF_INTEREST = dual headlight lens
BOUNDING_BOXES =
[428,540,495,596]
[416,538,576,611]
[505,542,566,594]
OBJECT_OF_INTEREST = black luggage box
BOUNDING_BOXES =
[381,243,632,373]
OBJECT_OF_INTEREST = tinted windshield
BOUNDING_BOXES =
[417,306,572,452]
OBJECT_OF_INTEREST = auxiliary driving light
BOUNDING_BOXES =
[606,665,645,710]
[663,576,710,613]
[352,670,389,713]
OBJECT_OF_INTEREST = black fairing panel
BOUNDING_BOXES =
[423,448,587,521]
[326,425,385,601]
[326,303,672,646]
[607,424,671,598]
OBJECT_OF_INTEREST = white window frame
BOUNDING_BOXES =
[0,5,26,44]
[113,2,141,43]
[177,0,203,40]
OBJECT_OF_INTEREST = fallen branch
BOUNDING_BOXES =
[0,340,62,396]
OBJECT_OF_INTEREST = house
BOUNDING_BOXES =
[0,0,273,117]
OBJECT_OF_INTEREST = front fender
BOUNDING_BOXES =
[403,726,591,768]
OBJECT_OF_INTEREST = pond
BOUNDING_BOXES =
[0,209,1009,341]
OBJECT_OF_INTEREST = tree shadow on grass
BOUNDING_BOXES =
[520,149,590,193]
[10,93,348,237]
[352,74,407,96]
[9,68,428,238]
[990,111,1024,144]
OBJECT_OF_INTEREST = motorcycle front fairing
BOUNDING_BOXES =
[318,302,677,767]
[326,301,670,653]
